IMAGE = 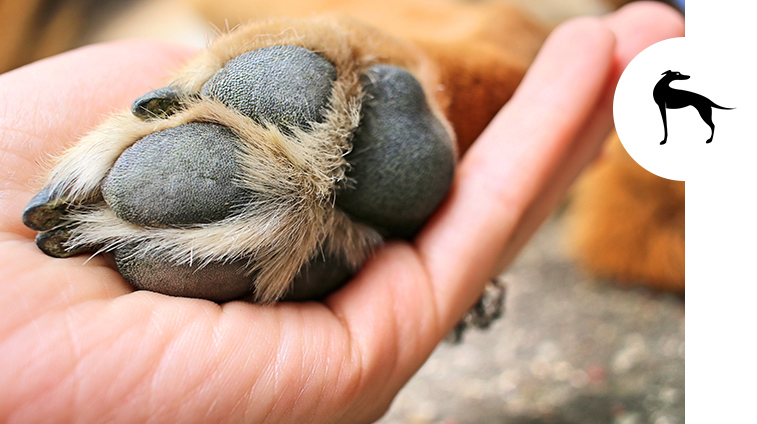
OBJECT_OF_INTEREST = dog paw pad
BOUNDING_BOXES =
[114,244,254,302]
[336,65,455,237]
[201,45,337,129]
[101,122,256,228]
[284,251,353,301]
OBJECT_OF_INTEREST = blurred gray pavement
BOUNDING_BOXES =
[378,217,685,424]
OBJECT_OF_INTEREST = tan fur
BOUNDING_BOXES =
[0,0,112,73]
[0,0,68,72]
[185,0,547,151]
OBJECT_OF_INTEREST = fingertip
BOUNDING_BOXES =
[612,0,684,31]
[65,39,197,97]
[545,15,616,57]
[512,15,615,106]
[0,39,197,159]
[550,15,613,38]
[603,1,685,67]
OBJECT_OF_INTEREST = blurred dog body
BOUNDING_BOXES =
[567,134,685,292]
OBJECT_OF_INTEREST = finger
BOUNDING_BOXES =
[496,1,685,269]
[1,40,195,149]
[0,40,195,236]
[605,2,685,68]
[416,17,617,329]
[324,18,619,417]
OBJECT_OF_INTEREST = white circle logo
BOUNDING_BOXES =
[613,37,736,181]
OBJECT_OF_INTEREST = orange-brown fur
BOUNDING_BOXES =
[0,0,75,72]
[567,134,685,292]
[0,0,129,73]
[186,0,547,151]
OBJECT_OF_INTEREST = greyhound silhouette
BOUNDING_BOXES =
[653,70,733,144]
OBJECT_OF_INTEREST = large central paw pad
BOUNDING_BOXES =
[22,24,455,303]
[102,123,255,227]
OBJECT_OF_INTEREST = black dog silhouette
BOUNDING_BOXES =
[653,70,733,144]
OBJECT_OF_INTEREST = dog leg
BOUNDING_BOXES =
[658,103,668,145]
[697,106,715,143]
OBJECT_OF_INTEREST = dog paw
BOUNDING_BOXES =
[22,19,456,302]
[101,122,257,228]
[446,277,507,343]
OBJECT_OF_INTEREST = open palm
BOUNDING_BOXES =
[0,4,682,423]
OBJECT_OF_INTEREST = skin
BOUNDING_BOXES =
[0,3,683,423]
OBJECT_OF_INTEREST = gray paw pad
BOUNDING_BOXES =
[102,122,255,228]
[201,45,337,129]
[284,250,353,301]
[336,65,455,238]
[114,244,254,302]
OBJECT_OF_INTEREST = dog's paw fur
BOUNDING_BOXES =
[22,17,457,302]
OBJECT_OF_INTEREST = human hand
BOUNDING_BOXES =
[0,3,683,423]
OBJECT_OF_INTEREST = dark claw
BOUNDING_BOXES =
[22,186,67,231]
[468,277,507,329]
[131,86,196,120]
[35,226,88,258]
[446,277,507,344]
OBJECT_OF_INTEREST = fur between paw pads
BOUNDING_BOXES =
[22,19,456,303]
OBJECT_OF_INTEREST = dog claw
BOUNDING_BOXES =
[22,186,68,231]
[35,226,88,258]
[131,86,195,120]
[446,277,507,343]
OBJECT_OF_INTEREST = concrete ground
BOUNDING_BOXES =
[377,217,685,424]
